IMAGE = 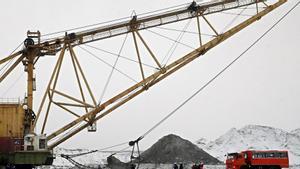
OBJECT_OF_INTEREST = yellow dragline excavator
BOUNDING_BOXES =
[0,0,287,168]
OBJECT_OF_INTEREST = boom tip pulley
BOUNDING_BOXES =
[24,31,41,48]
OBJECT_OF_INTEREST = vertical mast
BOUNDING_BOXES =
[27,51,35,110]
[24,31,40,133]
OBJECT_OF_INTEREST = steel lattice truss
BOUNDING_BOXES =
[0,0,287,149]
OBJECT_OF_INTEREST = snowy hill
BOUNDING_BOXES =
[196,125,300,165]
[291,129,300,137]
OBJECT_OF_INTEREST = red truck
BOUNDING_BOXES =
[226,150,289,169]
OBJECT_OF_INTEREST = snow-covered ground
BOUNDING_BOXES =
[38,164,300,169]
[52,148,133,167]
[196,125,300,165]
[42,125,300,168]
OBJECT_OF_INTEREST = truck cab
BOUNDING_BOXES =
[226,152,247,169]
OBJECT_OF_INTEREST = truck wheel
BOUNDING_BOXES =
[269,166,281,169]
[240,165,250,169]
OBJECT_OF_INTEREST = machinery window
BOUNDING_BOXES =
[266,153,275,158]
[279,152,288,158]
[253,153,266,158]
[39,139,46,149]
[227,153,238,159]
[253,152,288,159]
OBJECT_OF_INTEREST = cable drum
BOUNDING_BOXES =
[24,38,35,47]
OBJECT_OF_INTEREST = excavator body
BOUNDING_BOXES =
[0,102,53,168]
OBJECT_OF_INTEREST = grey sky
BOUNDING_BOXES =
[0,0,299,151]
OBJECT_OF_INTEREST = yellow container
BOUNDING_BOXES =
[0,104,24,138]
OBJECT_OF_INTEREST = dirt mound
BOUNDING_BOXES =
[140,134,221,164]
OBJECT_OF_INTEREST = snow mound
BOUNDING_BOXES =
[291,128,300,137]
[196,125,300,165]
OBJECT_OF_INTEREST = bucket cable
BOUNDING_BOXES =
[41,1,194,38]
[130,0,300,149]
[59,141,130,169]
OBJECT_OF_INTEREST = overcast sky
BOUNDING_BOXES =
[0,0,299,151]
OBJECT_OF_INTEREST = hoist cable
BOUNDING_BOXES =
[0,42,23,73]
[41,1,194,38]
[140,0,300,139]
[0,42,24,97]
[42,16,131,38]
[0,57,17,78]
[58,0,299,163]
[98,33,129,104]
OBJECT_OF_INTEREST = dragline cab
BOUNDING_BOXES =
[0,100,53,169]
[0,31,54,169]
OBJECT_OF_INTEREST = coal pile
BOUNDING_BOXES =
[107,155,133,169]
[140,134,221,164]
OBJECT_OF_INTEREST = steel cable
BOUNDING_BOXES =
[163,19,192,65]
[84,44,156,69]
[221,6,248,33]
[0,42,23,73]
[140,0,300,139]
[98,33,129,104]
[146,29,196,50]
[55,0,300,163]
[79,46,138,83]
[155,26,215,37]
[41,1,194,38]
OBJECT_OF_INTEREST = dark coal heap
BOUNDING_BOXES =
[107,155,132,169]
[140,134,221,164]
